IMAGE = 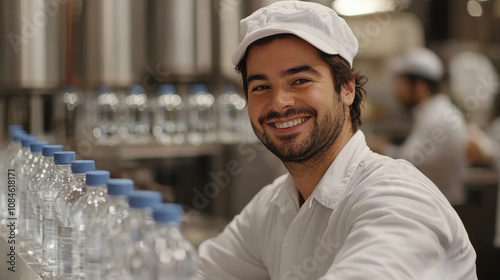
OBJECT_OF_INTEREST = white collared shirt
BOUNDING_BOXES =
[198,131,477,280]
[383,93,468,205]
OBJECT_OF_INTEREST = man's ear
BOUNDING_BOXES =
[341,80,355,106]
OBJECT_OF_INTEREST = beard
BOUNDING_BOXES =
[402,98,418,112]
[251,101,345,163]
[400,87,418,112]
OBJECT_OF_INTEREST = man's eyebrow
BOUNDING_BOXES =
[247,74,268,85]
[280,65,322,78]
[247,65,322,84]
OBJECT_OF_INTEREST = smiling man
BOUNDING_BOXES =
[197,2,477,279]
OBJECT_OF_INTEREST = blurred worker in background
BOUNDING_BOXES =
[198,2,476,279]
[370,48,468,206]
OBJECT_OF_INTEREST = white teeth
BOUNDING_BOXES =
[274,118,307,129]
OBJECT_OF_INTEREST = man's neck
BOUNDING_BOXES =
[285,128,354,202]
[412,92,435,117]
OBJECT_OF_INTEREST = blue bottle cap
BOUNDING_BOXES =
[158,84,176,95]
[129,85,145,95]
[107,179,135,196]
[12,131,28,143]
[42,145,63,157]
[30,141,49,153]
[127,190,162,209]
[71,160,95,174]
[54,151,76,165]
[8,125,23,136]
[63,86,78,93]
[21,136,38,148]
[190,84,208,94]
[86,170,110,187]
[152,203,183,224]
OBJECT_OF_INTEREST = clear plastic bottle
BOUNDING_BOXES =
[217,86,247,143]
[0,127,25,225]
[153,84,187,145]
[98,179,134,279]
[126,85,150,143]
[14,135,38,242]
[27,144,63,262]
[147,203,198,280]
[3,126,25,163]
[94,86,123,145]
[61,86,84,140]
[188,84,217,144]
[119,190,162,280]
[24,140,48,255]
[39,151,76,279]
[56,160,96,280]
[71,170,110,280]
[0,125,24,193]
[0,125,24,165]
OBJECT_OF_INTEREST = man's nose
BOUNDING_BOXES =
[269,87,295,113]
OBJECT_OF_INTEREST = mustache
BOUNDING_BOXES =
[259,107,317,124]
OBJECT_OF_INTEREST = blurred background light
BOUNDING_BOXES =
[332,0,398,16]
[467,0,483,17]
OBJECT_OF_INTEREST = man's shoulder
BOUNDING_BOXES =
[353,150,451,205]
[358,149,419,178]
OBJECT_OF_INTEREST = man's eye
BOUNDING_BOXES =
[251,85,270,92]
[293,79,310,85]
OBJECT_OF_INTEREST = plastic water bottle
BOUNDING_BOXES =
[40,151,76,279]
[24,140,48,255]
[71,170,110,280]
[56,160,96,280]
[98,179,134,279]
[2,126,25,162]
[94,86,125,145]
[13,135,38,242]
[153,84,187,145]
[188,84,217,144]
[61,86,84,140]
[126,85,150,143]
[118,190,162,279]
[0,127,25,225]
[147,203,198,280]
[0,125,24,165]
[0,129,26,224]
[18,137,41,229]
[57,160,96,224]
[218,86,247,143]
[27,144,63,262]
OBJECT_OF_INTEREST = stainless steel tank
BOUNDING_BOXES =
[0,0,65,89]
[84,0,147,87]
[148,0,213,80]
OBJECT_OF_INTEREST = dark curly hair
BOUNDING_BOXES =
[235,34,368,132]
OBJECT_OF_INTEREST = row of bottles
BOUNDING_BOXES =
[0,125,198,279]
[79,84,248,145]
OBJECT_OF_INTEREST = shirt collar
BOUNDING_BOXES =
[310,130,370,210]
[269,173,298,210]
[269,130,370,211]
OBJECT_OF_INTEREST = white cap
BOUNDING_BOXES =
[231,1,358,67]
[390,48,444,82]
